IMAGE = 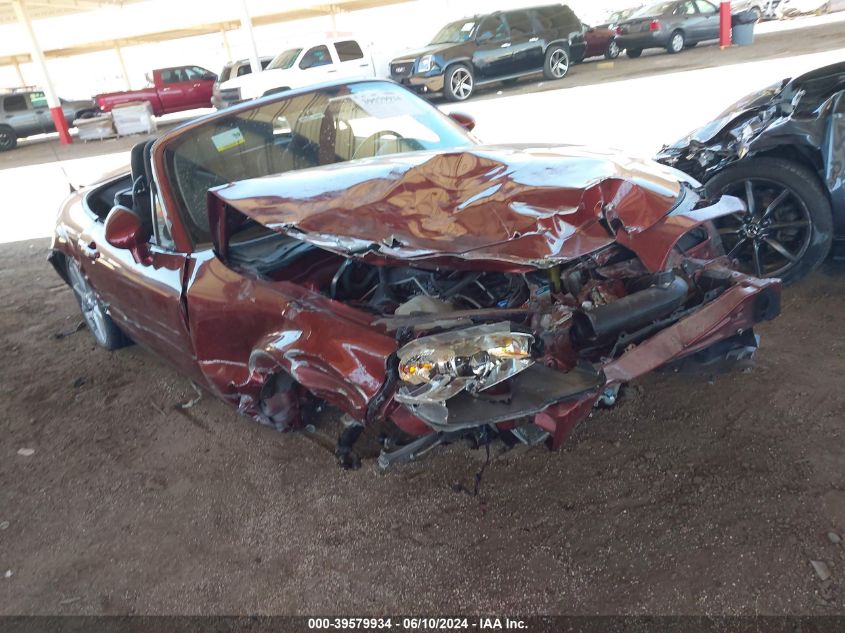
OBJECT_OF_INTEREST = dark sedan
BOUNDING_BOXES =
[615,0,720,57]
[50,79,780,470]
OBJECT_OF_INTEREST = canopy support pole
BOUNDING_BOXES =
[239,0,262,75]
[12,0,71,144]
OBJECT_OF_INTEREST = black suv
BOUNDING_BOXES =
[389,4,585,101]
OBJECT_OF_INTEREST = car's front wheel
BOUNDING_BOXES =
[705,157,833,284]
[605,39,621,59]
[626,48,642,58]
[0,125,17,152]
[543,45,570,80]
[444,64,474,101]
[667,30,685,54]
[66,258,130,349]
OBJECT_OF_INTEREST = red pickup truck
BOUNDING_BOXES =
[95,65,217,115]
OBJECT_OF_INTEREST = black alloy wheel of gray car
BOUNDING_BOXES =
[705,157,834,284]
[0,125,17,152]
[543,45,570,80]
[605,39,621,59]
[445,64,474,102]
[626,48,643,58]
[66,258,130,350]
[667,30,686,54]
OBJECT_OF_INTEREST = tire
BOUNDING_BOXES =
[444,64,474,102]
[626,48,643,58]
[0,125,17,152]
[543,45,570,80]
[704,157,833,284]
[750,6,763,21]
[66,258,130,350]
[667,30,685,54]
[605,39,621,59]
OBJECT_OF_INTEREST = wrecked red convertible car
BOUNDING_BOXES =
[50,79,781,468]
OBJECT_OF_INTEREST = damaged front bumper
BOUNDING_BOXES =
[386,267,781,454]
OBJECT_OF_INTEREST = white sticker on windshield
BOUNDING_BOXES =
[211,127,245,152]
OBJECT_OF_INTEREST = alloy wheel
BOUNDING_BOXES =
[67,261,109,346]
[450,68,473,100]
[607,40,620,58]
[550,49,569,78]
[716,178,813,278]
[670,32,684,53]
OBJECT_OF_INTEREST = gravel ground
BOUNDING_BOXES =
[1,238,844,615]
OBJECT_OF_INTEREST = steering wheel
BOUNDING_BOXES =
[352,130,405,160]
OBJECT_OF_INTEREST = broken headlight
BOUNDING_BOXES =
[395,323,534,405]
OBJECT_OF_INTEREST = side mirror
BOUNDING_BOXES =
[105,205,152,265]
[448,111,476,132]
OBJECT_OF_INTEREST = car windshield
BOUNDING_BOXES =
[163,81,475,244]
[267,48,302,70]
[633,2,675,16]
[430,20,477,44]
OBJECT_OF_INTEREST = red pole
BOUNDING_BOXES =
[49,107,72,145]
[720,0,732,48]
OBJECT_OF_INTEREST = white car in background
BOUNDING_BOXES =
[217,38,377,108]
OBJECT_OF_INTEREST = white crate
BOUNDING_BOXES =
[111,101,157,136]
[74,114,115,141]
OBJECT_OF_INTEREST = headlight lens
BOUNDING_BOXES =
[396,323,534,405]
[417,55,433,73]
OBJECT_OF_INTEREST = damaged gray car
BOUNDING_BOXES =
[657,61,845,283]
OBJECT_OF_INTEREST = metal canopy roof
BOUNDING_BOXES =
[0,0,141,24]
[0,0,411,66]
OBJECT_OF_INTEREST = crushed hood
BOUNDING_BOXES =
[210,144,690,268]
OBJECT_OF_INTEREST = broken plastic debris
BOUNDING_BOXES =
[4,570,11,578]
[17,448,35,457]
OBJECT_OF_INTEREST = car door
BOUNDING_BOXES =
[693,0,720,39]
[298,44,338,82]
[26,90,58,131]
[504,10,543,74]
[158,67,191,113]
[75,188,201,380]
[472,14,513,78]
[2,93,41,136]
[331,40,373,79]
[183,65,216,108]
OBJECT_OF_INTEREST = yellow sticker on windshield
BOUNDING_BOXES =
[211,127,245,152]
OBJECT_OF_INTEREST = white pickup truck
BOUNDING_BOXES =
[216,38,377,108]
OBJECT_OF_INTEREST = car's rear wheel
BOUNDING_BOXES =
[66,258,130,349]
[605,39,621,59]
[0,125,17,152]
[750,6,763,21]
[705,157,833,284]
[543,45,570,80]
[444,64,474,101]
[626,48,642,58]
[667,30,685,54]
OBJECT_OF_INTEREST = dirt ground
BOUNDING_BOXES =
[1,236,845,615]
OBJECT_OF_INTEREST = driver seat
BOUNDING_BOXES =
[129,140,155,236]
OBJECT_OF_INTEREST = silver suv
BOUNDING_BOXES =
[0,88,96,151]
